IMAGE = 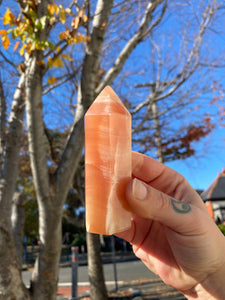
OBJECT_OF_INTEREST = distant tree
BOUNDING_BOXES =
[211,81,225,128]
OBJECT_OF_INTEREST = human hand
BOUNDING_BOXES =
[116,152,225,299]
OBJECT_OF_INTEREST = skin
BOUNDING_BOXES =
[116,151,225,299]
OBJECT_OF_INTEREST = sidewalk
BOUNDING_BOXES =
[57,278,187,300]
[57,252,187,299]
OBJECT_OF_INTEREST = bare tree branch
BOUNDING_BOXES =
[96,0,167,95]
[131,0,217,118]
[0,51,18,72]
[42,69,80,95]
[16,0,26,11]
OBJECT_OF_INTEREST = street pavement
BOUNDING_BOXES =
[57,277,187,300]
[23,252,187,299]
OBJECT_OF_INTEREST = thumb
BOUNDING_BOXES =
[126,178,199,234]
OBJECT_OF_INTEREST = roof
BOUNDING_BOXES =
[201,168,225,202]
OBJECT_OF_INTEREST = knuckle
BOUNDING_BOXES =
[155,191,171,212]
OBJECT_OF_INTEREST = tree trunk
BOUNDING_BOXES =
[11,191,25,270]
[0,228,29,300]
[30,203,62,300]
[24,53,62,299]
[0,79,6,170]
[87,232,108,300]
[152,101,164,163]
[0,74,29,299]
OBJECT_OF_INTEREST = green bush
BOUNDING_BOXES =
[72,232,86,250]
[218,224,225,235]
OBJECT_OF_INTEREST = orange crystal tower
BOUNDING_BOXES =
[85,86,132,235]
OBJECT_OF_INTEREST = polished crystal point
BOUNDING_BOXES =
[85,86,131,235]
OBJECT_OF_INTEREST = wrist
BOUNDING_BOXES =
[184,261,225,300]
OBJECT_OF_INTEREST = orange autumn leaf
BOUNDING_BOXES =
[2,34,10,50]
[48,4,60,15]
[78,9,88,23]
[13,41,20,52]
[0,29,7,35]
[78,9,84,18]
[71,16,79,29]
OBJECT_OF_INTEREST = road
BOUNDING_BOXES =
[22,259,157,287]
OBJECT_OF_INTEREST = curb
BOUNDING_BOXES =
[57,284,143,300]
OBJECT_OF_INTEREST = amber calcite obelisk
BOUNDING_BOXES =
[85,86,131,235]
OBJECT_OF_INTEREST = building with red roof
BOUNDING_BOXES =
[201,168,225,223]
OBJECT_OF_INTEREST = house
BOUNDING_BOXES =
[201,168,225,223]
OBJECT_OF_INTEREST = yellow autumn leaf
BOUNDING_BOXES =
[47,57,53,68]
[67,38,73,45]
[52,57,64,68]
[54,4,60,15]
[47,76,57,84]
[59,32,65,40]
[60,54,73,61]
[19,44,26,56]
[3,8,15,26]
[59,9,66,24]
[59,30,70,40]
[2,34,10,50]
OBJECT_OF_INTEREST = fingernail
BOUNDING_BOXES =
[132,178,147,200]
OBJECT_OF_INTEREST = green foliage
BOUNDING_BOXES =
[72,232,86,248]
[62,216,82,236]
[24,198,39,238]
[62,217,86,251]
[218,224,225,236]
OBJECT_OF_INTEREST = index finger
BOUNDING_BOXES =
[132,152,201,205]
